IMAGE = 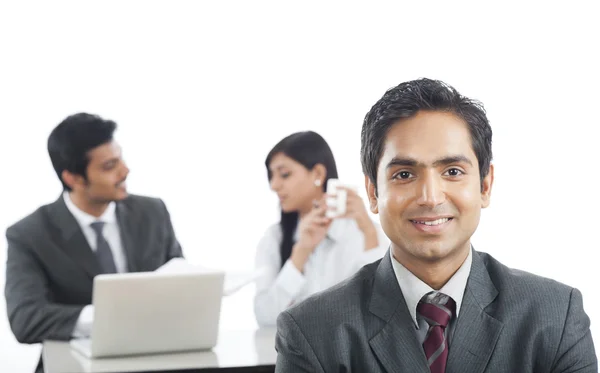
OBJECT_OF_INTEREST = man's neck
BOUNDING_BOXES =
[68,191,110,218]
[392,244,470,290]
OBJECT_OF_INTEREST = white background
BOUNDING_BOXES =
[1,1,598,371]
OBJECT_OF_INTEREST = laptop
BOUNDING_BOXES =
[70,269,225,358]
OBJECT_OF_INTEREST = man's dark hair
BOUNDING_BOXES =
[361,78,492,192]
[47,113,117,191]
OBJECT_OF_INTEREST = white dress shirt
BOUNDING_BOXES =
[390,248,472,345]
[254,218,390,326]
[63,192,127,337]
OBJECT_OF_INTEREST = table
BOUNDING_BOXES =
[42,328,277,373]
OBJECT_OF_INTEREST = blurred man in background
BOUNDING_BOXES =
[5,113,184,373]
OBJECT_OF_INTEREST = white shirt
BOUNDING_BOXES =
[254,218,389,326]
[390,248,472,345]
[63,192,128,337]
[63,192,127,273]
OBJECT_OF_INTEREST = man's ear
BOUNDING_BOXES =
[62,170,85,191]
[481,164,494,208]
[365,175,378,214]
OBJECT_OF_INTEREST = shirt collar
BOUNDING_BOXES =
[390,248,472,327]
[63,191,117,227]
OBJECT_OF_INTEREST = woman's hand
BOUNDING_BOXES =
[290,197,332,271]
[338,187,379,250]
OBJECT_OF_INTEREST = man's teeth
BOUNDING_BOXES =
[414,218,450,226]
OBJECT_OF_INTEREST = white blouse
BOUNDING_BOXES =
[253,218,389,326]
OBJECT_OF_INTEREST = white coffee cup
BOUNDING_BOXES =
[325,179,353,218]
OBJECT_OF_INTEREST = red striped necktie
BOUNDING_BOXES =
[417,294,456,373]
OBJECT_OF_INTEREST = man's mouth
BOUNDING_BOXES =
[410,217,452,226]
[409,217,454,233]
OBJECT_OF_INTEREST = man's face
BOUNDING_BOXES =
[367,111,493,263]
[79,140,129,203]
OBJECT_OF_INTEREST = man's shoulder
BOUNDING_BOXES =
[478,251,574,301]
[284,258,381,325]
[119,194,166,213]
[6,204,50,238]
[121,193,163,206]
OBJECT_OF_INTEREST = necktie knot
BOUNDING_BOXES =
[417,292,456,329]
[90,221,106,235]
[89,221,116,274]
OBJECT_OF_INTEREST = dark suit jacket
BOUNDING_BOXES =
[275,250,597,372]
[4,194,183,372]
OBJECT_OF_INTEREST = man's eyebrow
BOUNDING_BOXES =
[386,155,473,169]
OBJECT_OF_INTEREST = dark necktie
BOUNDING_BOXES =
[417,293,456,373]
[90,221,117,274]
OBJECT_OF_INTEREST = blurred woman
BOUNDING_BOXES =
[254,131,389,326]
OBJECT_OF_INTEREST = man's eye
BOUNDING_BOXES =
[395,171,413,179]
[444,168,464,176]
[103,162,116,171]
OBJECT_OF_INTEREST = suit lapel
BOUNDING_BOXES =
[446,250,504,373]
[115,200,138,272]
[47,195,101,279]
[368,251,429,373]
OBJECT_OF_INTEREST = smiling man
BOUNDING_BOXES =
[4,113,184,373]
[275,79,597,372]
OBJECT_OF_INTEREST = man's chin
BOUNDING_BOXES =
[396,241,454,262]
[113,189,129,201]
[415,243,468,263]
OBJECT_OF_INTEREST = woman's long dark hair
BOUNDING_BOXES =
[265,131,338,269]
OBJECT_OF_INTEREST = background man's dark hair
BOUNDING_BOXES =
[47,113,117,191]
[360,78,493,192]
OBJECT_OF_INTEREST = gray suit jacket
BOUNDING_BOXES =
[275,250,597,373]
[4,194,183,372]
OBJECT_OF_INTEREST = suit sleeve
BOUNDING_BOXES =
[275,311,325,373]
[4,227,83,343]
[160,199,184,261]
[550,288,597,372]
